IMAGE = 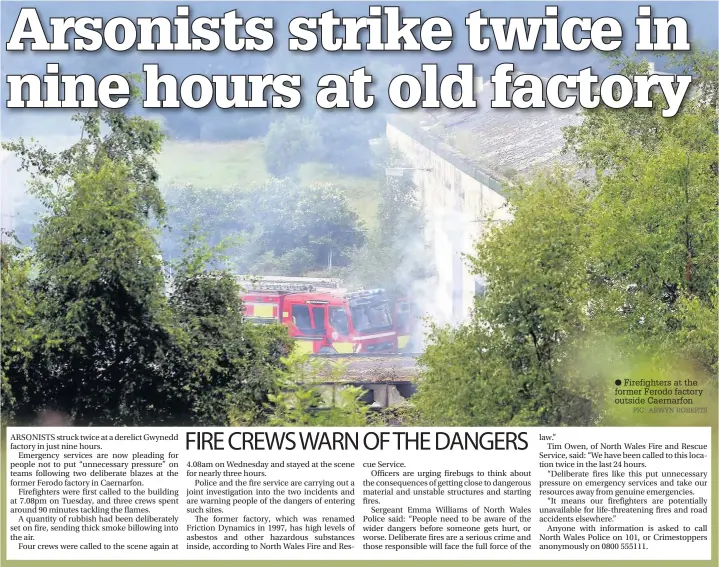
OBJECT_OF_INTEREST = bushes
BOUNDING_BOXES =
[264,116,321,178]
[414,52,718,427]
[0,105,291,426]
[266,353,374,427]
[163,178,366,275]
[263,110,383,179]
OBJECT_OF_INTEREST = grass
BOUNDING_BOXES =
[3,132,381,230]
[157,139,269,188]
[297,162,379,229]
[157,139,380,228]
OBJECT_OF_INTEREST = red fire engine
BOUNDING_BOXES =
[393,297,416,351]
[238,276,399,354]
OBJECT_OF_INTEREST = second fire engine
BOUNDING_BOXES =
[237,276,415,354]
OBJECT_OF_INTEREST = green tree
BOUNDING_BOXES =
[4,90,165,221]
[163,179,365,276]
[242,178,365,274]
[167,236,293,426]
[266,352,372,426]
[311,109,383,176]
[1,103,292,426]
[564,51,718,375]
[161,184,250,262]
[414,50,718,427]
[263,180,364,268]
[2,98,172,424]
[264,115,321,178]
[413,171,598,426]
[6,159,176,425]
[0,232,37,423]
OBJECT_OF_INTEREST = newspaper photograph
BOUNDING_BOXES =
[0,1,716,566]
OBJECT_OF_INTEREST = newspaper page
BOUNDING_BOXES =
[0,1,716,567]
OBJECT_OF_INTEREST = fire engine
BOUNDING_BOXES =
[237,276,400,354]
[393,296,416,351]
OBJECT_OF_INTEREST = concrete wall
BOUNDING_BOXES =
[386,116,511,325]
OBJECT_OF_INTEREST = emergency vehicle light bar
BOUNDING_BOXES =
[243,283,317,292]
[237,275,342,287]
[237,275,344,294]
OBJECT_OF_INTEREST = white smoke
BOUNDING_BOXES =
[396,200,512,353]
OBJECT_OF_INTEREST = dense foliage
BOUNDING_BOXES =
[413,171,598,426]
[2,51,716,429]
[264,115,322,178]
[413,52,718,426]
[263,106,386,179]
[266,353,374,427]
[162,178,366,275]
[0,104,292,426]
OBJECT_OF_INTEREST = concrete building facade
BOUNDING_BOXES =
[385,114,511,326]
[384,73,585,325]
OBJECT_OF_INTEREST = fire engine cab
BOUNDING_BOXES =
[237,276,398,354]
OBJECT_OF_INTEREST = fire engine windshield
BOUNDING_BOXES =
[329,307,350,335]
[350,299,393,333]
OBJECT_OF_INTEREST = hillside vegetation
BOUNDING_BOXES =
[156,139,380,228]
